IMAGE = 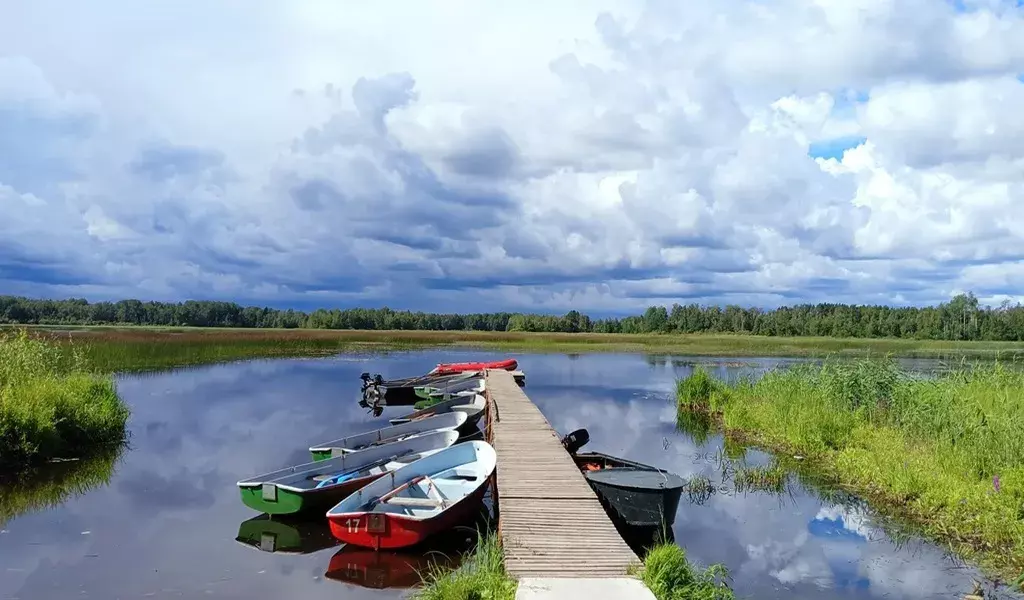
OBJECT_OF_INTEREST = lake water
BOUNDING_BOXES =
[1,350,1020,599]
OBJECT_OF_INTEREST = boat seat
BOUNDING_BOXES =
[384,496,443,508]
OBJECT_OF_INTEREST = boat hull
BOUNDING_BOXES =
[327,481,488,550]
[572,452,685,529]
[239,473,383,516]
[428,358,517,375]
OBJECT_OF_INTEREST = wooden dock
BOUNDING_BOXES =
[485,369,642,579]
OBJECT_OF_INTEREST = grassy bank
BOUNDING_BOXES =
[412,533,733,600]
[13,324,1024,373]
[634,544,735,600]
[0,330,130,467]
[677,359,1024,588]
[413,533,516,600]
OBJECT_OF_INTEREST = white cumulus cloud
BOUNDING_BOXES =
[2,0,1024,312]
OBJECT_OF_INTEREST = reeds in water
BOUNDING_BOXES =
[0,330,130,467]
[676,356,1024,587]
[413,533,516,600]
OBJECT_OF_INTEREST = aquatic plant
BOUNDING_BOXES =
[0,330,130,467]
[413,532,516,600]
[676,357,1024,588]
[683,475,717,505]
[731,464,788,495]
[634,543,735,600]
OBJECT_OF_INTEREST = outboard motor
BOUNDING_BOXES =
[560,428,590,455]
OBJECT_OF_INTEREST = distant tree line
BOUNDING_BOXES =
[2,292,1023,341]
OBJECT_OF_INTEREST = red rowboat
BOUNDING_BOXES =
[325,441,496,550]
[427,358,517,375]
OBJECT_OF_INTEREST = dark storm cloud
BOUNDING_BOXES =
[442,126,521,179]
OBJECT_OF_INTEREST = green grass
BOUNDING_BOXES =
[683,474,718,505]
[414,533,731,600]
[9,325,1024,373]
[633,544,735,600]
[676,359,1024,588]
[412,533,517,600]
[0,330,130,467]
[731,464,789,495]
[0,446,121,525]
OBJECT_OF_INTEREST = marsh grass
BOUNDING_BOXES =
[633,543,735,600]
[0,330,130,467]
[676,357,1024,587]
[0,446,121,525]
[413,532,516,600]
[13,325,1024,373]
[731,464,789,495]
[683,474,717,505]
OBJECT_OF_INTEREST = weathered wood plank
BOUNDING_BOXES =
[487,369,641,580]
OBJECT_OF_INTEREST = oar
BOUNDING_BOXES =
[313,449,415,488]
[371,474,431,506]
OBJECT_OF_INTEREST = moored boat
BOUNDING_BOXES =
[308,412,468,461]
[413,375,485,400]
[388,393,486,431]
[361,371,480,407]
[572,451,686,529]
[326,440,497,550]
[560,428,685,529]
[237,430,459,516]
[427,358,517,375]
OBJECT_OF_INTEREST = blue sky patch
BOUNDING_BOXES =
[808,136,868,160]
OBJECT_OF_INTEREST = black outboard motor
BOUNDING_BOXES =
[560,428,590,454]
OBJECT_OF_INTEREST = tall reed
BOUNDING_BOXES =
[676,357,1024,586]
[413,532,516,600]
[0,330,130,467]
[634,543,735,600]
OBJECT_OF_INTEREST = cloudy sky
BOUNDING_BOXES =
[2,0,1023,315]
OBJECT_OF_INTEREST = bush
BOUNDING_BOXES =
[636,544,734,600]
[0,330,129,467]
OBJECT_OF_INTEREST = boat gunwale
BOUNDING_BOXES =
[326,440,496,523]
[307,412,468,454]
[236,430,460,490]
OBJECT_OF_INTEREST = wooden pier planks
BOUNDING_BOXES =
[486,369,641,579]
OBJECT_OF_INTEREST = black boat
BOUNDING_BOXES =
[561,429,686,530]
[358,371,475,408]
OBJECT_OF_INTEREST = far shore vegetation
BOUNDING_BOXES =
[0,330,130,469]
[2,292,1022,372]
[5,326,1023,374]
[677,359,1024,589]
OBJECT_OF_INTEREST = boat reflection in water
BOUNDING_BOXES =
[235,514,340,555]
[324,522,482,589]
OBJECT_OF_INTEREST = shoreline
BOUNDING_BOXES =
[10,325,1023,373]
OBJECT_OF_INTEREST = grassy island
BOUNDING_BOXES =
[0,330,130,468]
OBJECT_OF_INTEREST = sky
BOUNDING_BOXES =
[2,0,1024,315]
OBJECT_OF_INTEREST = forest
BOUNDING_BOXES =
[2,293,1023,341]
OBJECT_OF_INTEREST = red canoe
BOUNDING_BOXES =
[428,358,517,375]
[326,441,496,550]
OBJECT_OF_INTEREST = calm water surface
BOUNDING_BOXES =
[0,351,1019,599]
